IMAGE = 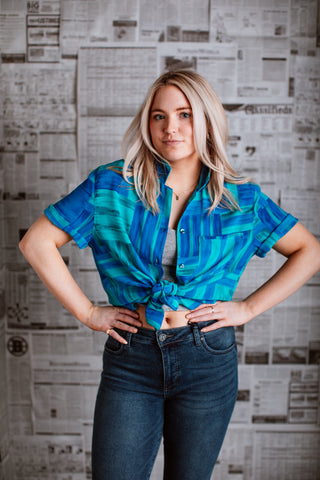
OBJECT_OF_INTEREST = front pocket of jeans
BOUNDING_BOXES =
[104,334,126,355]
[200,326,236,355]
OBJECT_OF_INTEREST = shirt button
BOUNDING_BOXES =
[179,263,185,269]
[159,333,167,342]
[179,228,185,234]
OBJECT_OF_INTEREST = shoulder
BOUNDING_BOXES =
[94,159,125,178]
[224,181,261,207]
[90,159,128,188]
[91,159,137,201]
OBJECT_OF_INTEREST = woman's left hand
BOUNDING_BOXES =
[185,301,255,332]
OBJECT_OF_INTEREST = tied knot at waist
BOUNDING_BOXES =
[144,280,183,330]
[150,280,179,310]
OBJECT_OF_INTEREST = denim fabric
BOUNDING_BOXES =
[92,321,238,480]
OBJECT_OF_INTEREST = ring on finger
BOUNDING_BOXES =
[106,328,113,335]
[210,305,215,314]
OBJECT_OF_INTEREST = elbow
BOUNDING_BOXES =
[19,233,27,254]
[18,214,63,264]
[19,227,45,262]
[19,230,34,260]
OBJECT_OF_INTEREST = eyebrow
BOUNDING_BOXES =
[150,106,192,112]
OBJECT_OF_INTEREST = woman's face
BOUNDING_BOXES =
[149,85,200,168]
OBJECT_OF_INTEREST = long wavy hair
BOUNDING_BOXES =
[121,69,247,213]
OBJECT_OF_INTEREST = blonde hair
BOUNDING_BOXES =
[121,69,247,213]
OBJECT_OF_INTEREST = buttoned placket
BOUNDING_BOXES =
[142,161,211,327]
[175,190,199,279]
[159,161,210,281]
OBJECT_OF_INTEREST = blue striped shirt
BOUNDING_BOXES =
[44,159,298,330]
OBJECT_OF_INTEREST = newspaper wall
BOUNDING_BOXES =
[0,0,319,479]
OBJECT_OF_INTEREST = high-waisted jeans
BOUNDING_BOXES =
[92,321,238,480]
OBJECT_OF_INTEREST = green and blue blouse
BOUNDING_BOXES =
[44,159,298,330]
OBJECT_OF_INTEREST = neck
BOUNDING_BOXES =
[166,160,202,191]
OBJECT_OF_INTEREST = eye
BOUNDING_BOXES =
[153,114,165,121]
[180,112,192,119]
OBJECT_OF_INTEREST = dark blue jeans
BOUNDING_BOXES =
[92,321,238,480]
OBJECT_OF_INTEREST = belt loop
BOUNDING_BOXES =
[188,321,201,346]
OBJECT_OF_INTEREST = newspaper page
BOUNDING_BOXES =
[281,188,320,234]
[39,132,78,196]
[31,354,100,434]
[139,0,210,42]
[0,0,87,63]
[26,1,61,63]
[210,1,290,42]
[251,366,319,424]
[1,60,77,203]
[4,237,106,329]
[11,434,86,480]
[157,42,237,99]
[78,45,157,176]
[78,45,158,116]
[236,38,290,98]
[5,263,78,329]
[293,55,320,145]
[224,102,293,184]
[254,430,320,479]
[60,0,139,56]
[290,146,320,192]
[213,427,254,480]
[232,366,253,423]
[0,13,25,56]
[0,323,10,480]
[214,426,320,480]
[27,15,60,63]
[272,304,320,368]
[5,332,33,437]
[290,0,318,38]
[78,116,132,175]
[0,0,26,58]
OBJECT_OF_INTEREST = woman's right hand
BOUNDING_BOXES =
[19,215,142,344]
[86,305,142,344]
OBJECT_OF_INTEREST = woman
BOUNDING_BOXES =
[19,70,320,480]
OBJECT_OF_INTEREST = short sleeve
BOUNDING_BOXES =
[253,185,298,257]
[44,169,97,249]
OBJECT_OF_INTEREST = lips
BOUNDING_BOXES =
[163,140,182,145]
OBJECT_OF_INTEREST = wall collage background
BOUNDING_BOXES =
[0,0,320,479]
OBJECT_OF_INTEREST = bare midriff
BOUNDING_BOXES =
[136,304,191,330]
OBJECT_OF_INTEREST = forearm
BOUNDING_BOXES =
[244,246,320,319]
[19,238,93,325]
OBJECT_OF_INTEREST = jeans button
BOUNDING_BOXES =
[159,333,167,342]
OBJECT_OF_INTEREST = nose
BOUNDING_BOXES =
[164,115,177,134]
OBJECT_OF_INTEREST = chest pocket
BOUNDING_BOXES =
[199,227,252,275]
